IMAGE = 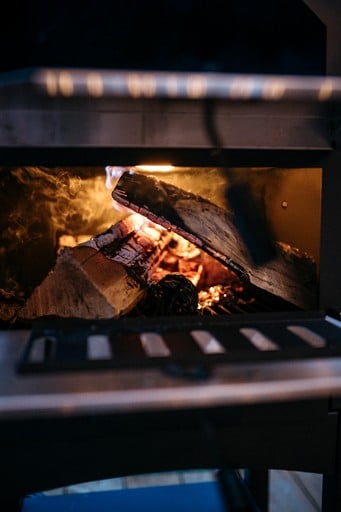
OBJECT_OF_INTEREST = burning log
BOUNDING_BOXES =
[19,215,173,321]
[112,172,317,310]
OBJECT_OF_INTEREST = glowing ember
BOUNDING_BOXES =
[144,226,247,314]
[198,284,242,310]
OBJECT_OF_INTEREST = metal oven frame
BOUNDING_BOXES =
[1,1,341,511]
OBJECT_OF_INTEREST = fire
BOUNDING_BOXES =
[141,223,247,314]
[0,166,254,323]
[198,284,244,311]
[105,166,127,189]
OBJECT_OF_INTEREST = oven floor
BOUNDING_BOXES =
[25,469,321,512]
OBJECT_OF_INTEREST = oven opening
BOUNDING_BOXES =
[0,165,321,327]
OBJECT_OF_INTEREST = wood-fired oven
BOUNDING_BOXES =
[1,1,341,511]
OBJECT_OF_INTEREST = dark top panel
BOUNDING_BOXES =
[0,0,326,75]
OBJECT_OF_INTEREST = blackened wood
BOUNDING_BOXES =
[112,172,317,309]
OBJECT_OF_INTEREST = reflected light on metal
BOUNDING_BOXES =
[25,68,341,102]
[58,71,74,97]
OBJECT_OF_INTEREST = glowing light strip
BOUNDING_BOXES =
[135,165,175,172]
[30,69,341,102]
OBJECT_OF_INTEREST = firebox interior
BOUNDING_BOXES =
[0,165,321,326]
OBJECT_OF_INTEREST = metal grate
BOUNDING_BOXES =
[196,279,302,316]
[16,311,341,375]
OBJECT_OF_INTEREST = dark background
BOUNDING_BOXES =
[0,0,326,75]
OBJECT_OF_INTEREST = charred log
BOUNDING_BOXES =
[135,273,199,316]
[112,172,317,310]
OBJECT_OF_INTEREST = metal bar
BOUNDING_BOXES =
[3,68,341,103]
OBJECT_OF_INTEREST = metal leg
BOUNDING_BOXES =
[217,468,263,512]
[244,469,269,512]
[322,404,341,512]
[322,474,341,512]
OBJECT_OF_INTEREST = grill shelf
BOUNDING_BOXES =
[16,310,341,375]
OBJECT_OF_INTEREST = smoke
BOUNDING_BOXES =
[0,166,120,296]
